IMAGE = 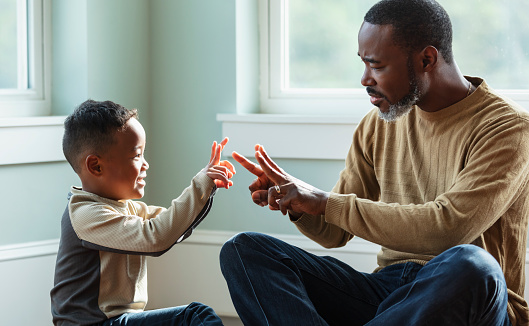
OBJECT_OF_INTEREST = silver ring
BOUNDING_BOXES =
[275,185,281,194]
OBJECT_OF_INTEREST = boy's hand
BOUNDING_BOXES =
[204,137,235,189]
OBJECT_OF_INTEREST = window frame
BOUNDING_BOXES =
[0,0,51,118]
[259,0,529,116]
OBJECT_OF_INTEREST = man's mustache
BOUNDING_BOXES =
[366,87,386,99]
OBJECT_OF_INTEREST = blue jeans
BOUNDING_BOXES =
[93,302,224,326]
[220,232,511,326]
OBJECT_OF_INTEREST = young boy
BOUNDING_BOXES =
[50,99,234,326]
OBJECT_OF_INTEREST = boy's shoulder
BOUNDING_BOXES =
[68,186,133,218]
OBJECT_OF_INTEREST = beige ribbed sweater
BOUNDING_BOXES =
[295,77,529,325]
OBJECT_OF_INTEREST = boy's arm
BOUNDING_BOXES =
[69,172,217,256]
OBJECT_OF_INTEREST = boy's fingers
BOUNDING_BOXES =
[209,141,217,163]
[220,137,229,149]
[215,178,234,189]
[219,160,236,174]
[213,143,222,165]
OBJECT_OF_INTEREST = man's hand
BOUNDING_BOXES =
[232,147,274,207]
[233,144,329,216]
[204,137,235,189]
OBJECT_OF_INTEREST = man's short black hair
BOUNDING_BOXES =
[364,0,454,64]
[63,99,138,173]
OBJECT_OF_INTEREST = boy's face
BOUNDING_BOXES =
[100,118,149,200]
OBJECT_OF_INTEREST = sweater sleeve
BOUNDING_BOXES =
[293,109,381,248]
[69,171,216,255]
[324,112,529,255]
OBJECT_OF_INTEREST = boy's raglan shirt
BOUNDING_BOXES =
[51,171,216,326]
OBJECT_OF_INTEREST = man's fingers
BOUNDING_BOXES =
[255,152,283,185]
[277,195,292,216]
[232,151,265,177]
[256,145,284,175]
[251,190,269,207]
[267,186,282,210]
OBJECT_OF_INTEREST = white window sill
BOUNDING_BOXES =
[217,113,360,160]
[0,116,66,165]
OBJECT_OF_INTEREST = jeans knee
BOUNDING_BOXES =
[187,301,214,314]
[447,244,505,285]
[220,232,257,270]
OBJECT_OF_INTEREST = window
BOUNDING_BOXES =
[260,0,529,115]
[0,0,51,118]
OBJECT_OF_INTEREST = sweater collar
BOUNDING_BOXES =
[415,76,486,122]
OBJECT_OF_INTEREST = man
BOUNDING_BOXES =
[220,0,529,325]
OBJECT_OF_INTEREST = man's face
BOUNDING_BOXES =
[99,118,149,200]
[358,22,421,122]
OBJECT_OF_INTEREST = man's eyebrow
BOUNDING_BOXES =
[358,53,381,64]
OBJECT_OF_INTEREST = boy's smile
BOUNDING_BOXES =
[98,118,149,201]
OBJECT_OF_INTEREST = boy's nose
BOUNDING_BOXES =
[143,159,149,170]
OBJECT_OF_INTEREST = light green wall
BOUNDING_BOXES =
[51,0,88,115]
[144,0,237,205]
[1,0,345,246]
[52,0,150,118]
[0,162,78,245]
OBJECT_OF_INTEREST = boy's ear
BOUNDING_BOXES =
[85,155,103,176]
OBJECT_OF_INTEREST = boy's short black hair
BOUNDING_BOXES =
[63,99,138,173]
[364,0,454,64]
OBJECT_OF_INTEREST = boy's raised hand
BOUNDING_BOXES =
[204,137,235,189]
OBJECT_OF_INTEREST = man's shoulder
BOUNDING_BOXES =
[479,91,529,128]
[478,79,528,119]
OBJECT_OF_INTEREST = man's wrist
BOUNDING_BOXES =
[288,211,303,221]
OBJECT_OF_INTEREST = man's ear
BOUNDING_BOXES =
[85,155,103,177]
[420,46,438,72]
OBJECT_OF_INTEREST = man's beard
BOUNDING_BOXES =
[376,59,421,122]
[378,81,420,122]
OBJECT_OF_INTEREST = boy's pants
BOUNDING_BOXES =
[220,231,512,326]
[93,302,224,326]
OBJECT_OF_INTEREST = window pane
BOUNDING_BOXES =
[0,0,18,89]
[287,0,529,90]
[448,0,529,89]
[287,0,377,89]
